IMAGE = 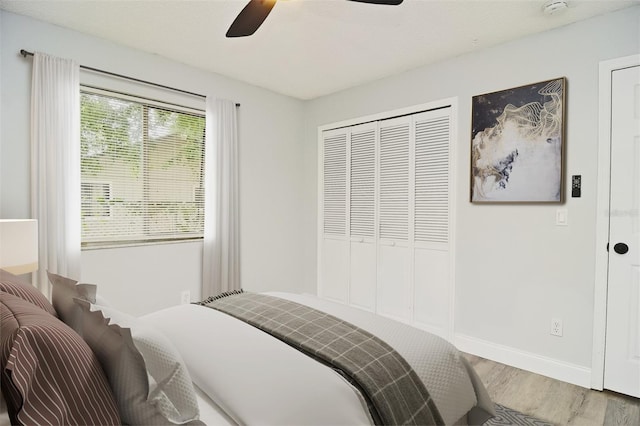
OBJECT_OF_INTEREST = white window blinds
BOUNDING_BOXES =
[80,88,206,247]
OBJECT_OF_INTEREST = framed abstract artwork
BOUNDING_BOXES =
[470,77,566,203]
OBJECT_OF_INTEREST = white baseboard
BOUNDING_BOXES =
[455,333,592,389]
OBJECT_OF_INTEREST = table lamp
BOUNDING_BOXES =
[0,219,39,274]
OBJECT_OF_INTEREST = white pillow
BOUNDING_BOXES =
[95,294,111,307]
[86,302,200,424]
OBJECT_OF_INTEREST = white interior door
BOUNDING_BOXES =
[604,64,640,398]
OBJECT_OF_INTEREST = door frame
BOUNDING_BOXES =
[591,54,640,390]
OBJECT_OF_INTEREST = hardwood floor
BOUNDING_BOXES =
[463,354,640,426]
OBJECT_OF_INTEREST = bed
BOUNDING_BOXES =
[0,269,495,425]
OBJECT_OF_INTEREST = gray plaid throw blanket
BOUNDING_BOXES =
[200,292,444,426]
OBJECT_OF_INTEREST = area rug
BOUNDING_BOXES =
[484,404,554,426]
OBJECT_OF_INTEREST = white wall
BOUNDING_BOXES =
[0,11,306,316]
[302,7,640,386]
[3,5,639,387]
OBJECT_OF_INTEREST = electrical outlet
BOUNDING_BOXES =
[551,318,563,337]
[180,290,191,305]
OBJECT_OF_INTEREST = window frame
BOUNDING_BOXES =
[80,85,207,249]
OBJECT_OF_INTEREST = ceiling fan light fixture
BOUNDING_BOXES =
[543,0,568,16]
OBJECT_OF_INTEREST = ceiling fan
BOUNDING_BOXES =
[226,0,404,38]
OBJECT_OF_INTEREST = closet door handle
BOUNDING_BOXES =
[613,242,629,254]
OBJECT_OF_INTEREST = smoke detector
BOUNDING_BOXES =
[543,0,568,15]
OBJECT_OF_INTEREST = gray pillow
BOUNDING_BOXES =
[0,292,120,425]
[96,303,200,423]
[47,271,96,333]
[74,299,200,425]
[1,269,57,317]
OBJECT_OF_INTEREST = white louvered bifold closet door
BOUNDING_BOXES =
[321,129,349,303]
[377,116,412,321]
[349,123,377,311]
[318,102,454,338]
[412,108,452,338]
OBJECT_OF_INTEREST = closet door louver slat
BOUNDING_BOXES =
[323,133,347,236]
[350,128,376,239]
[414,115,449,244]
[379,122,410,241]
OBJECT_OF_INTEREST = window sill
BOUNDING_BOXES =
[81,238,203,251]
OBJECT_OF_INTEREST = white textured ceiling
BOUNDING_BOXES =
[1,0,637,99]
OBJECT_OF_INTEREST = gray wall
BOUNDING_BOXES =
[301,6,640,378]
[0,11,307,315]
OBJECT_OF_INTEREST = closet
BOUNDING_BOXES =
[318,101,456,339]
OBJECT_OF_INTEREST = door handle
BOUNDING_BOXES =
[613,242,629,254]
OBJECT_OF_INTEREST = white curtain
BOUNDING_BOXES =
[202,98,240,297]
[31,52,81,297]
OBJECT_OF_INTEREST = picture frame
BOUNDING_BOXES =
[470,77,566,203]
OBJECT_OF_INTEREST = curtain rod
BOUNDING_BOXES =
[20,49,240,107]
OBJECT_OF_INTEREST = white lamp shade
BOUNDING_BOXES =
[0,219,39,274]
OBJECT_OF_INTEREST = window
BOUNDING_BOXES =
[80,88,206,247]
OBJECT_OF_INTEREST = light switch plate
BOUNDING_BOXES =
[556,209,568,226]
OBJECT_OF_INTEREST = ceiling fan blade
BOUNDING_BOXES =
[226,0,277,38]
[347,0,403,5]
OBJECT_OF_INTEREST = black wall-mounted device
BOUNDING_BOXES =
[571,175,581,198]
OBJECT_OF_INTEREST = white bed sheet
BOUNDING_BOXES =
[269,292,482,424]
[144,293,493,425]
[194,384,235,426]
[142,304,373,426]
